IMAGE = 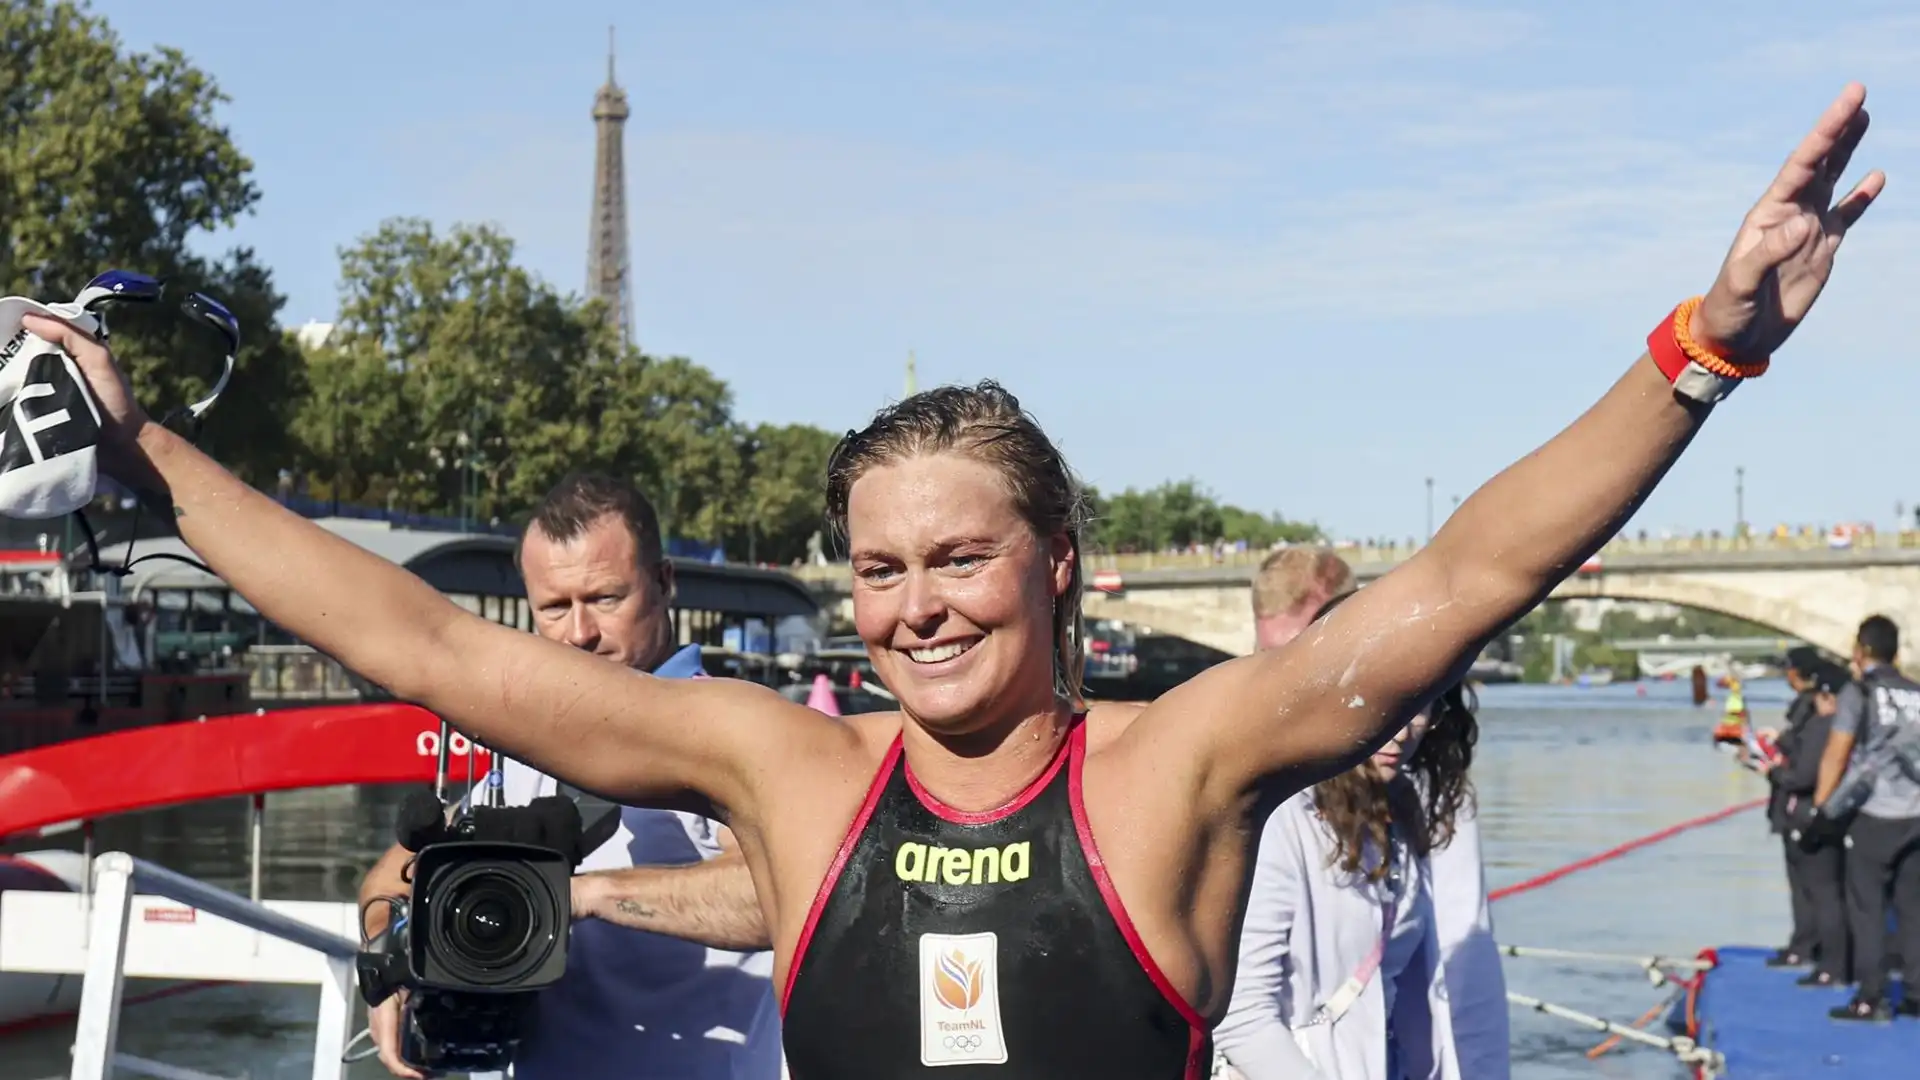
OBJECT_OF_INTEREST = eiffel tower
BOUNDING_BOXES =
[587,26,634,348]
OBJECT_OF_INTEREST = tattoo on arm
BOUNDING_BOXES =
[614,898,659,921]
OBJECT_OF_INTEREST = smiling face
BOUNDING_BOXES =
[847,452,1073,735]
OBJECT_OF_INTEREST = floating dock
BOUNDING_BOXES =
[1685,946,1914,1078]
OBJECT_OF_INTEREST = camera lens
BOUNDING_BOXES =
[435,870,537,975]
[450,882,530,965]
[416,851,564,991]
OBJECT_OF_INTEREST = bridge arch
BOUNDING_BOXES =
[1079,567,1920,664]
[1546,579,1807,643]
[1550,567,1920,661]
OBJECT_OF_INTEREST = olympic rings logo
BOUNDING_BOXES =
[942,1035,984,1051]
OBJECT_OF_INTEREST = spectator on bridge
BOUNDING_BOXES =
[1763,648,1850,987]
[1814,615,1920,1020]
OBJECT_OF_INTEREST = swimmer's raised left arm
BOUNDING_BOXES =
[1160,85,1884,807]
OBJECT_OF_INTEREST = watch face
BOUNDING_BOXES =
[1674,362,1740,406]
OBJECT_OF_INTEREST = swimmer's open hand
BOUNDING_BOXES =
[1692,82,1885,360]
[19,312,151,448]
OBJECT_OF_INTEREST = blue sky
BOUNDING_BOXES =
[93,1,1920,542]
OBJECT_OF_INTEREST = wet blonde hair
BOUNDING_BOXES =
[824,381,1091,701]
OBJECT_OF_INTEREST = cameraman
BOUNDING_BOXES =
[359,473,781,1079]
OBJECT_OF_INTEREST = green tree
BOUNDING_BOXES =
[582,354,744,545]
[1080,483,1109,529]
[0,1,301,484]
[1156,480,1223,549]
[302,218,622,522]
[1086,479,1322,552]
[304,217,793,546]
[731,422,840,563]
[291,336,410,509]
[1092,486,1168,551]
[1218,504,1325,547]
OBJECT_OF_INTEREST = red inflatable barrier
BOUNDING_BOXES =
[0,703,490,839]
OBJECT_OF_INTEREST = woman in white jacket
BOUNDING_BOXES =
[1426,800,1509,1080]
[1215,597,1481,1080]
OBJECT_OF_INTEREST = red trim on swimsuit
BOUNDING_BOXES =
[903,720,1076,825]
[1184,1026,1209,1080]
[778,737,902,1016]
[1067,722,1210,1032]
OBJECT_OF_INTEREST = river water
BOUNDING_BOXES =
[2,680,1791,1080]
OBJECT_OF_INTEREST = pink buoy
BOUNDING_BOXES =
[806,673,842,716]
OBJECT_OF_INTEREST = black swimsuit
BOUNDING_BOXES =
[781,717,1211,1078]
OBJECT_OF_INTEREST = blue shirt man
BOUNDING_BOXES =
[497,643,781,1079]
[359,473,780,1078]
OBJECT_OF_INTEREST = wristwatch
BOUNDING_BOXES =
[1648,297,1768,406]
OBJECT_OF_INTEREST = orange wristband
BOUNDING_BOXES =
[1670,296,1770,379]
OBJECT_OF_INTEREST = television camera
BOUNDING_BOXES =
[353,784,603,1074]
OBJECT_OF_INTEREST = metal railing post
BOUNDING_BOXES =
[44,851,364,1080]
[311,955,355,1080]
[70,852,136,1080]
[248,793,265,903]
[79,819,94,948]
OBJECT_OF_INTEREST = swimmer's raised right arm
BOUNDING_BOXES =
[20,326,824,817]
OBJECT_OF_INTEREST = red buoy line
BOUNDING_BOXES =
[1488,796,1767,1069]
[1489,796,1769,903]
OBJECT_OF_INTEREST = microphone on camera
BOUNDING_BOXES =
[442,796,590,864]
[517,795,590,865]
[395,788,452,853]
[391,785,603,869]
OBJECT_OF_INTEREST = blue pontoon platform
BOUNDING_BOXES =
[1684,946,1913,1078]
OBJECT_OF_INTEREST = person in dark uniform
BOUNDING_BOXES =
[1814,615,1920,1020]
[1766,652,1850,987]
[1765,647,1825,968]
[33,86,1882,1076]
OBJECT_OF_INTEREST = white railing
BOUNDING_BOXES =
[0,851,362,1080]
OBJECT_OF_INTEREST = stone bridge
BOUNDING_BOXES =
[792,535,1920,661]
